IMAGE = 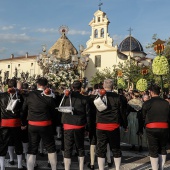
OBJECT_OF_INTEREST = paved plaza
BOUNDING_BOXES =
[4,140,170,170]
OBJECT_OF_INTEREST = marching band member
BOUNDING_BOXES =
[142,84,170,170]
[95,79,127,170]
[61,80,89,170]
[21,77,57,170]
[0,79,25,170]
[88,83,113,169]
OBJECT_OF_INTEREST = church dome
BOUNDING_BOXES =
[118,36,144,52]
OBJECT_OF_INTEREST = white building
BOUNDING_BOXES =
[0,53,41,81]
[82,9,150,83]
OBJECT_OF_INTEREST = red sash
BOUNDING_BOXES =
[28,120,52,126]
[146,122,168,129]
[96,123,120,131]
[1,118,21,127]
[64,124,85,130]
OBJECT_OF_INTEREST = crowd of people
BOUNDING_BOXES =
[0,77,170,170]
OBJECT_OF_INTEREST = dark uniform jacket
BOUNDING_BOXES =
[142,96,170,125]
[61,91,89,126]
[87,94,97,131]
[21,90,56,126]
[96,92,128,129]
[0,91,23,124]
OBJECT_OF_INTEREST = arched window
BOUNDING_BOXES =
[94,29,98,38]
[98,17,100,22]
[101,28,104,38]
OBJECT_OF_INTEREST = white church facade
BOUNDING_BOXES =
[82,9,149,83]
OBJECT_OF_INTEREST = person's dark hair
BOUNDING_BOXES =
[47,83,52,88]
[36,77,48,86]
[93,84,98,90]
[8,79,17,88]
[118,88,123,95]
[88,87,93,92]
[22,83,29,90]
[30,84,37,91]
[72,80,82,90]
[148,84,160,95]
[98,82,103,89]
[163,94,168,99]
[5,79,10,85]
[145,91,149,95]
[132,90,140,98]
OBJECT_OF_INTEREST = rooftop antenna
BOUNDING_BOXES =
[98,0,103,10]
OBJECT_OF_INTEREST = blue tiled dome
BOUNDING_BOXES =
[118,36,144,52]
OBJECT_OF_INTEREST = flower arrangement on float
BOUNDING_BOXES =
[152,56,169,75]
[117,77,126,89]
[45,70,80,88]
[136,78,148,92]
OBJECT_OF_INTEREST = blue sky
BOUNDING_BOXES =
[0,0,170,59]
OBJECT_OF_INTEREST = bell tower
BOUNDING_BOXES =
[82,7,118,84]
[86,8,113,47]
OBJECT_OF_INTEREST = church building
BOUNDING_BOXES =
[82,8,151,83]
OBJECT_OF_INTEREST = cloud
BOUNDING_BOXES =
[0,47,7,54]
[36,28,58,33]
[14,50,27,56]
[0,33,34,43]
[0,26,14,30]
[21,27,30,30]
[35,28,90,35]
[112,34,125,45]
[68,30,90,35]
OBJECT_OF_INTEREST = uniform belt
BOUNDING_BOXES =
[146,122,169,129]
[28,120,52,126]
[96,123,120,131]
[1,118,21,127]
[63,124,85,130]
